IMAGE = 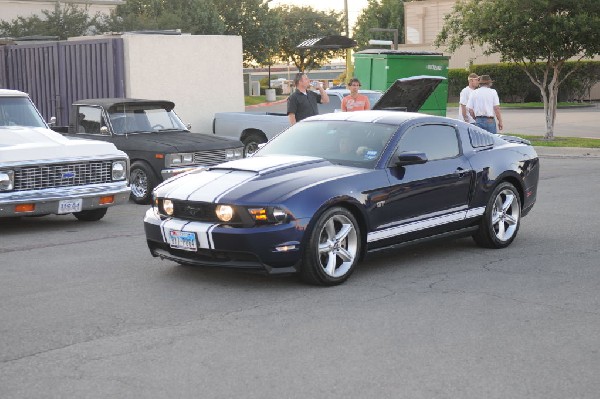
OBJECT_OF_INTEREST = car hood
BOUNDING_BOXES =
[372,75,445,112]
[0,126,125,163]
[113,131,242,152]
[154,155,368,204]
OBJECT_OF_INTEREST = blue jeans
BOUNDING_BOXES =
[475,117,497,134]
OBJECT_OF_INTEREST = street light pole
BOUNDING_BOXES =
[344,0,354,81]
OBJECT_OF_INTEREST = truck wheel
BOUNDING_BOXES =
[73,208,107,222]
[130,161,157,204]
[243,132,266,156]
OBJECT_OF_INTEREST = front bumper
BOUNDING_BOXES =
[0,182,130,218]
[143,207,305,274]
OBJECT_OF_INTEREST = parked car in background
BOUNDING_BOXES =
[53,98,244,204]
[145,77,539,285]
[0,89,130,221]
[212,76,440,156]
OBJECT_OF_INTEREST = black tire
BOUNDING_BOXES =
[73,207,107,222]
[301,207,362,286]
[242,132,266,156]
[130,161,158,204]
[473,182,522,249]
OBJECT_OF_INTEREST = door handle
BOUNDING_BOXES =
[455,167,467,178]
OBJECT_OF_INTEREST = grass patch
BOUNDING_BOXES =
[509,134,600,148]
[447,102,590,109]
[245,95,286,106]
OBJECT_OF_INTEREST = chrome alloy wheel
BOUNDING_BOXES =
[317,214,359,278]
[130,168,148,199]
[491,188,520,242]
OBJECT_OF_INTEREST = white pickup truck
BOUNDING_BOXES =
[212,76,445,155]
[0,89,130,221]
[213,88,383,155]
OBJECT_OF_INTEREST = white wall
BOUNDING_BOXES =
[122,34,244,134]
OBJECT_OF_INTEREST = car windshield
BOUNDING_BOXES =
[0,97,47,128]
[108,105,187,135]
[257,120,398,168]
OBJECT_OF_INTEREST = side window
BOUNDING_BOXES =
[77,106,103,134]
[397,124,460,161]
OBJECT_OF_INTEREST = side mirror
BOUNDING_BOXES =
[395,151,428,166]
[48,116,57,126]
[186,124,192,130]
[100,126,109,135]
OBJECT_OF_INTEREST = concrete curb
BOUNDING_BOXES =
[534,146,600,159]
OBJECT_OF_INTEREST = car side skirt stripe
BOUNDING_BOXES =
[367,206,485,243]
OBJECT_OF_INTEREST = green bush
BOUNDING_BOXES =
[448,61,600,103]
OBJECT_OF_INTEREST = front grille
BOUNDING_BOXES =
[13,161,113,191]
[193,149,230,166]
[173,201,218,222]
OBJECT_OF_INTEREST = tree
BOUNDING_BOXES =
[273,5,344,72]
[435,0,600,139]
[216,0,283,68]
[97,0,225,35]
[0,3,99,40]
[352,0,405,50]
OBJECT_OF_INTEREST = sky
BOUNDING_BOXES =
[269,0,369,33]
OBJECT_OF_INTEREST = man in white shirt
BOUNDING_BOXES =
[458,73,479,123]
[467,75,504,134]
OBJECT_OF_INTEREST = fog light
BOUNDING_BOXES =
[275,244,297,252]
[99,195,114,205]
[15,203,35,213]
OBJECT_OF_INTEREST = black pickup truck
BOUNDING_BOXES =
[53,98,244,204]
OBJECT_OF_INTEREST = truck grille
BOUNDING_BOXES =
[13,161,113,191]
[193,149,230,166]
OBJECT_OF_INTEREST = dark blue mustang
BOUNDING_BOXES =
[144,79,539,286]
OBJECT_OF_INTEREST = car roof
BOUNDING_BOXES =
[74,98,175,111]
[0,89,29,98]
[305,110,431,125]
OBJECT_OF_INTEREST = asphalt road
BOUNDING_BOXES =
[248,101,600,139]
[1,155,599,398]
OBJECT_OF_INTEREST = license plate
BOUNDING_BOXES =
[167,230,198,252]
[58,198,83,214]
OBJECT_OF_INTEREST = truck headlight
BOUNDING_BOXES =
[0,170,15,191]
[226,148,244,160]
[166,153,194,167]
[112,161,127,181]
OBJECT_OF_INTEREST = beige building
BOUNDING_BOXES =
[401,0,599,99]
[0,0,123,22]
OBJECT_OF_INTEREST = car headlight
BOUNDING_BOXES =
[163,199,174,216]
[216,205,234,222]
[225,148,244,160]
[0,170,14,191]
[248,207,288,224]
[112,161,127,181]
[166,153,194,167]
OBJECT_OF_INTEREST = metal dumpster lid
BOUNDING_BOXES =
[296,35,357,50]
[356,49,445,56]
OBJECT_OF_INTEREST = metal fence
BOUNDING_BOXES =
[0,37,125,125]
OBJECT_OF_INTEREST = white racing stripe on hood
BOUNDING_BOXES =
[211,155,323,174]
[164,169,255,202]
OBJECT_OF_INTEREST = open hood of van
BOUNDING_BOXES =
[372,75,445,112]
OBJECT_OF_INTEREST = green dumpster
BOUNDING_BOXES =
[354,50,450,116]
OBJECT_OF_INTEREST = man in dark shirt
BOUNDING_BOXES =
[287,72,329,125]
